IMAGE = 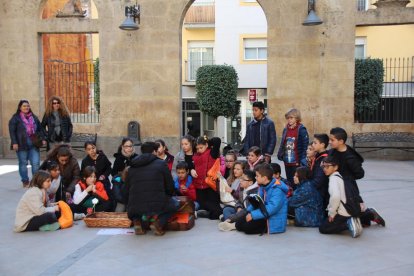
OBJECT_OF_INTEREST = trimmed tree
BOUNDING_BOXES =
[354,58,384,117]
[195,65,239,130]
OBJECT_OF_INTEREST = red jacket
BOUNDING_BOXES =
[192,149,217,190]
[79,180,109,201]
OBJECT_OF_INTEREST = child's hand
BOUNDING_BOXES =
[246,213,252,222]
[180,185,187,193]
[225,186,232,193]
[328,216,335,222]
[216,172,222,178]
[92,185,97,193]
[191,169,198,178]
[86,185,94,192]
[54,205,60,212]
[99,175,105,181]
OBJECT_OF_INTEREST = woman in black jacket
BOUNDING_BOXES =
[9,100,46,187]
[111,137,138,177]
[41,96,73,149]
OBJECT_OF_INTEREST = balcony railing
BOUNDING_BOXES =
[184,2,215,25]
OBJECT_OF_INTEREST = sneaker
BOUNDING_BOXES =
[347,217,361,238]
[133,220,146,235]
[39,222,60,231]
[149,218,165,236]
[196,210,210,218]
[368,207,385,227]
[22,181,29,188]
[73,213,86,221]
[355,217,363,237]
[218,220,236,232]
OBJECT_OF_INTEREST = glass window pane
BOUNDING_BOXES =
[258,48,267,59]
[355,45,365,59]
[245,48,257,60]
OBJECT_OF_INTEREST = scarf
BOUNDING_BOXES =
[121,147,135,158]
[19,111,36,136]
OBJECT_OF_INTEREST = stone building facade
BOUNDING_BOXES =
[0,0,413,157]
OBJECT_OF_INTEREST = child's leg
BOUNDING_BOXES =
[235,218,267,235]
[203,188,222,220]
[25,212,58,231]
[95,200,113,212]
[70,203,87,214]
[285,165,297,187]
[222,206,236,221]
[319,215,348,234]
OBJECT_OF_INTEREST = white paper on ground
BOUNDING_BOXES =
[96,228,135,235]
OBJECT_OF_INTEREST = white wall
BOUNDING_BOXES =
[215,0,267,88]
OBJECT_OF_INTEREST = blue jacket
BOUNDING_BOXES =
[247,178,288,234]
[277,124,309,166]
[288,180,324,227]
[243,116,277,156]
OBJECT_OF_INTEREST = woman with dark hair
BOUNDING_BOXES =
[111,137,138,177]
[155,139,174,171]
[40,144,80,202]
[9,100,46,187]
[41,96,73,149]
[172,134,195,177]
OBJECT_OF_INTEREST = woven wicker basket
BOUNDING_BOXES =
[84,212,132,228]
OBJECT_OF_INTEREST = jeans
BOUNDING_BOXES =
[16,138,40,182]
[223,206,236,220]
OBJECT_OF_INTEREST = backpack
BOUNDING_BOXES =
[336,175,362,217]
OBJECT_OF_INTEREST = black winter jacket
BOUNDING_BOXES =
[111,151,138,177]
[81,151,112,180]
[41,113,73,143]
[125,153,175,219]
[9,113,45,151]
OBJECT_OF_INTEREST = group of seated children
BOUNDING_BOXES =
[14,126,385,237]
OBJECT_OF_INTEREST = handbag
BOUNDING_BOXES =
[30,133,43,148]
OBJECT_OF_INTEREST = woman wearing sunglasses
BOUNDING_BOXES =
[41,96,73,149]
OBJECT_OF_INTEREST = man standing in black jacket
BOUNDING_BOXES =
[126,142,177,235]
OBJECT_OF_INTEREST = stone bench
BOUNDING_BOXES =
[352,132,414,153]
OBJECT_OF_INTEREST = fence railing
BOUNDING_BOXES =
[355,57,414,123]
[44,59,100,123]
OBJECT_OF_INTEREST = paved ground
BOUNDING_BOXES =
[0,158,414,276]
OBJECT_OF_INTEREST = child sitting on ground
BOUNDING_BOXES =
[218,170,258,231]
[15,170,61,232]
[72,166,112,214]
[306,143,316,169]
[220,162,248,221]
[192,136,222,219]
[81,141,113,208]
[235,163,288,235]
[270,163,292,197]
[155,139,175,171]
[318,156,362,238]
[328,127,385,227]
[288,166,324,227]
[45,160,61,204]
[247,146,264,171]
[174,161,199,210]
[309,134,329,212]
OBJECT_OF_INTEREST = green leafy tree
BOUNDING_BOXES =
[354,58,384,116]
[195,65,239,120]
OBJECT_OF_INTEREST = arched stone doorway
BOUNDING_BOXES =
[180,0,268,148]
